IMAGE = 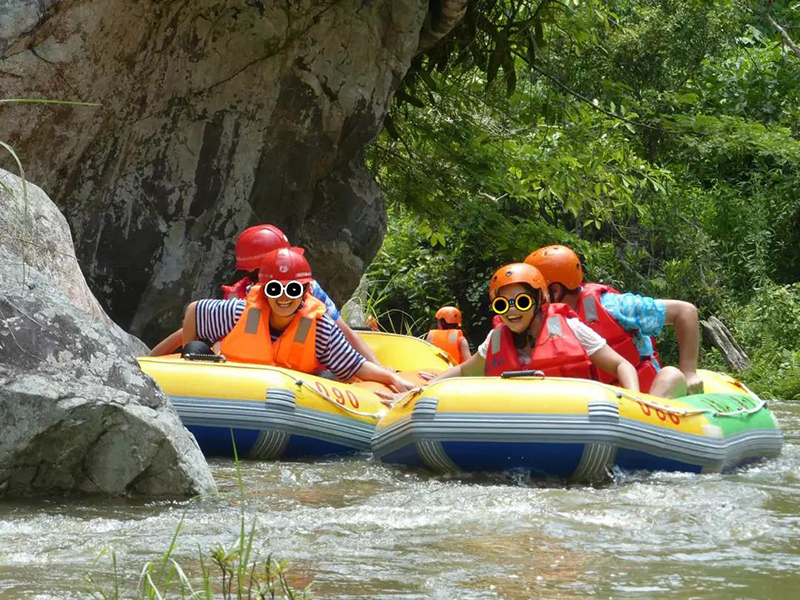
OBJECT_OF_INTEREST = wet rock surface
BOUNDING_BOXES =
[0,0,438,345]
[0,169,216,497]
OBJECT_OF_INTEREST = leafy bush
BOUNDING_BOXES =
[366,0,800,396]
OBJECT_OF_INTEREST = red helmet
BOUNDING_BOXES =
[258,247,313,284]
[436,306,462,326]
[235,224,290,271]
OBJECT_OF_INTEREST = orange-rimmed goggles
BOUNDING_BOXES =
[491,293,535,315]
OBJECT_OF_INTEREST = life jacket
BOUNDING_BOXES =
[492,314,503,329]
[221,276,251,300]
[484,303,594,380]
[577,282,660,392]
[219,285,326,372]
[426,329,466,364]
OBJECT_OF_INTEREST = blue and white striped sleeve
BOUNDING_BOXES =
[195,299,246,342]
[315,315,365,380]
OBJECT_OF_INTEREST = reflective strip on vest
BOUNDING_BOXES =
[449,331,457,345]
[582,296,599,323]
[547,316,563,338]
[293,317,313,344]
[490,328,502,356]
[245,308,261,334]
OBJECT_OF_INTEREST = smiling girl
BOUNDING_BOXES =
[181,247,414,392]
[427,263,639,391]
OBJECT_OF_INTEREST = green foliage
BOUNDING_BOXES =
[367,0,800,394]
[716,284,800,400]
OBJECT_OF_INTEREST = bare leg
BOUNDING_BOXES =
[648,366,688,399]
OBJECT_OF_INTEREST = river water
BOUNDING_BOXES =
[1,401,799,599]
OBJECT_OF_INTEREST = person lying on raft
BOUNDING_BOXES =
[180,246,414,393]
[149,223,381,365]
[425,306,472,364]
[526,245,698,398]
[426,263,639,390]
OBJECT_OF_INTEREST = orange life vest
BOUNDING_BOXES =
[426,329,466,364]
[484,303,594,379]
[577,282,660,392]
[219,285,326,372]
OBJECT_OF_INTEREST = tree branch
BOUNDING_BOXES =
[766,0,800,59]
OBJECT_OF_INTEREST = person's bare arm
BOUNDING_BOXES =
[427,352,486,385]
[181,302,199,346]
[336,317,382,365]
[663,299,702,394]
[355,361,414,392]
[590,345,640,392]
[149,328,184,357]
[459,338,472,361]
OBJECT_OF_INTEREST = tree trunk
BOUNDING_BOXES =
[700,316,750,372]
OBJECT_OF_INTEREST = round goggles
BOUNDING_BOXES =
[491,292,534,315]
[264,280,305,299]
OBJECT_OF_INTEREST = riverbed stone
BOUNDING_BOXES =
[0,169,216,498]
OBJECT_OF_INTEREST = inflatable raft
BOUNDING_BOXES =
[372,370,783,480]
[137,332,452,459]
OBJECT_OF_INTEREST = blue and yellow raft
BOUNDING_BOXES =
[372,370,783,480]
[137,331,452,459]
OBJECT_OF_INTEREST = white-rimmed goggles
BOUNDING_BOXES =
[264,280,305,299]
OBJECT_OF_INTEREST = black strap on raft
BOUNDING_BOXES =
[500,370,545,379]
[181,341,226,362]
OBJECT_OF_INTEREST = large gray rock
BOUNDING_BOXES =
[0,0,445,346]
[0,168,216,497]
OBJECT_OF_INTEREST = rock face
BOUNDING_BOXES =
[0,0,437,346]
[0,168,217,497]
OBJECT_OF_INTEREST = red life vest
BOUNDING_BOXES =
[484,303,594,380]
[577,283,660,392]
[426,329,466,364]
[219,285,326,372]
[221,276,251,300]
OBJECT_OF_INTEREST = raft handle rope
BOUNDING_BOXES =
[294,378,384,420]
[614,388,767,418]
[488,372,767,418]
[214,363,387,419]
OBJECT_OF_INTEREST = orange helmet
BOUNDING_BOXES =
[235,224,290,271]
[258,247,313,284]
[436,306,462,326]
[488,263,550,304]
[525,245,584,290]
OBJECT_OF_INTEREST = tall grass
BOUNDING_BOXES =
[86,435,311,599]
[341,276,429,337]
[1,98,99,285]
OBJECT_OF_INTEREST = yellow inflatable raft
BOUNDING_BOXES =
[137,332,452,459]
[372,370,783,480]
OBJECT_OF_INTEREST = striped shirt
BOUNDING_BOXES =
[195,298,365,380]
